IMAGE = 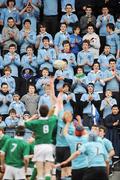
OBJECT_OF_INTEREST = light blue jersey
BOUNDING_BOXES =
[56,115,75,147]
[65,134,88,169]
[79,141,108,167]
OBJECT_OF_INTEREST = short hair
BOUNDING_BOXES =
[82,39,90,46]
[92,62,100,68]
[42,67,49,72]
[7,0,16,6]
[73,25,80,32]
[65,3,72,8]
[42,36,50,42]
[63,83,71,90]
[109,58,116,64]
[7,17,14,22]
[16,126,25,136]
[62,40,70,47]
[112,104,119,109]
[60,22,67,27]
[39,23,46,28]
[39,105,49,117]
[104,44,110,48]
[106,23,115,31]
[1,82,8,87]
[99,125,107,133]
[87,23,95,30]
[9,108,16,114]
[26,45,34,50]
[9,44,16,49]
[24,19,31,25]
[4,66,11,73]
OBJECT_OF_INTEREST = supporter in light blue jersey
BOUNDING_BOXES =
[4,44,20,77]
[37,36,56,73]
[20,19,36,55]
[98,44,115,72]
[103,59,120,106]
[77,40,94,74]
[58,40,76,74]
[5,108,19,137]
[21,45,37,76]
[0,66,15,94]
[60,4,78,34]
[9,93,26,117]
[100,90,117,119]
[54,23,70,54]
[36,68,50,96]
[106,23,120,58]
[54,59,73,92]
[20,2,40,32]
[35,23,53,50]
[1,0,20,26]
[87,62,105,100]
[96,6,115,37]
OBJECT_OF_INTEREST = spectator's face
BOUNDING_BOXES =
[4,70,11,76]
[10,112,16,119]
[106,26,111,33]
[82,43,89,51]
[66,5,72,13]
[1,85,9,93]
[74,27,80,35]
[112,107,119,115]
[63,43,70,52]
[87,85,94,94]
[63,85,69,92]
[24,22,31,29]
[104,46,110,54]
[9,46,16,53]
[105,90,112,98]
[40,26,46,33]
[109,61,116,69]
[42,69,49,77]
[8,1,14,8]
[60,24,67,32]
[8,19,15,27]
[77,68,83,74]
[93,63,99,72]
[26,5,32,12]
[87,26,94,34]
[43,39,49,47]
[28,86,35,94]
[86,8,92,16]
[13,95,20,101]
[27,48,33,55]
[102,7,109,15]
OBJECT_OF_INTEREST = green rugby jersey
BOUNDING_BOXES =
[25,115,57,145]
[1,137,30,168]
[0,134,10,150]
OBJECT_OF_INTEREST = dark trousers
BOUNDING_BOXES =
[83,167,109,180]
[72,168,87,180]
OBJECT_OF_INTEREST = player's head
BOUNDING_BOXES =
[39,105,49,117]
[16,126,25,136]
[88,132,98,142]
[99,125,106,138]
[75,125,85,137]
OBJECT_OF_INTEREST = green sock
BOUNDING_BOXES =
[30,167,37,180]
